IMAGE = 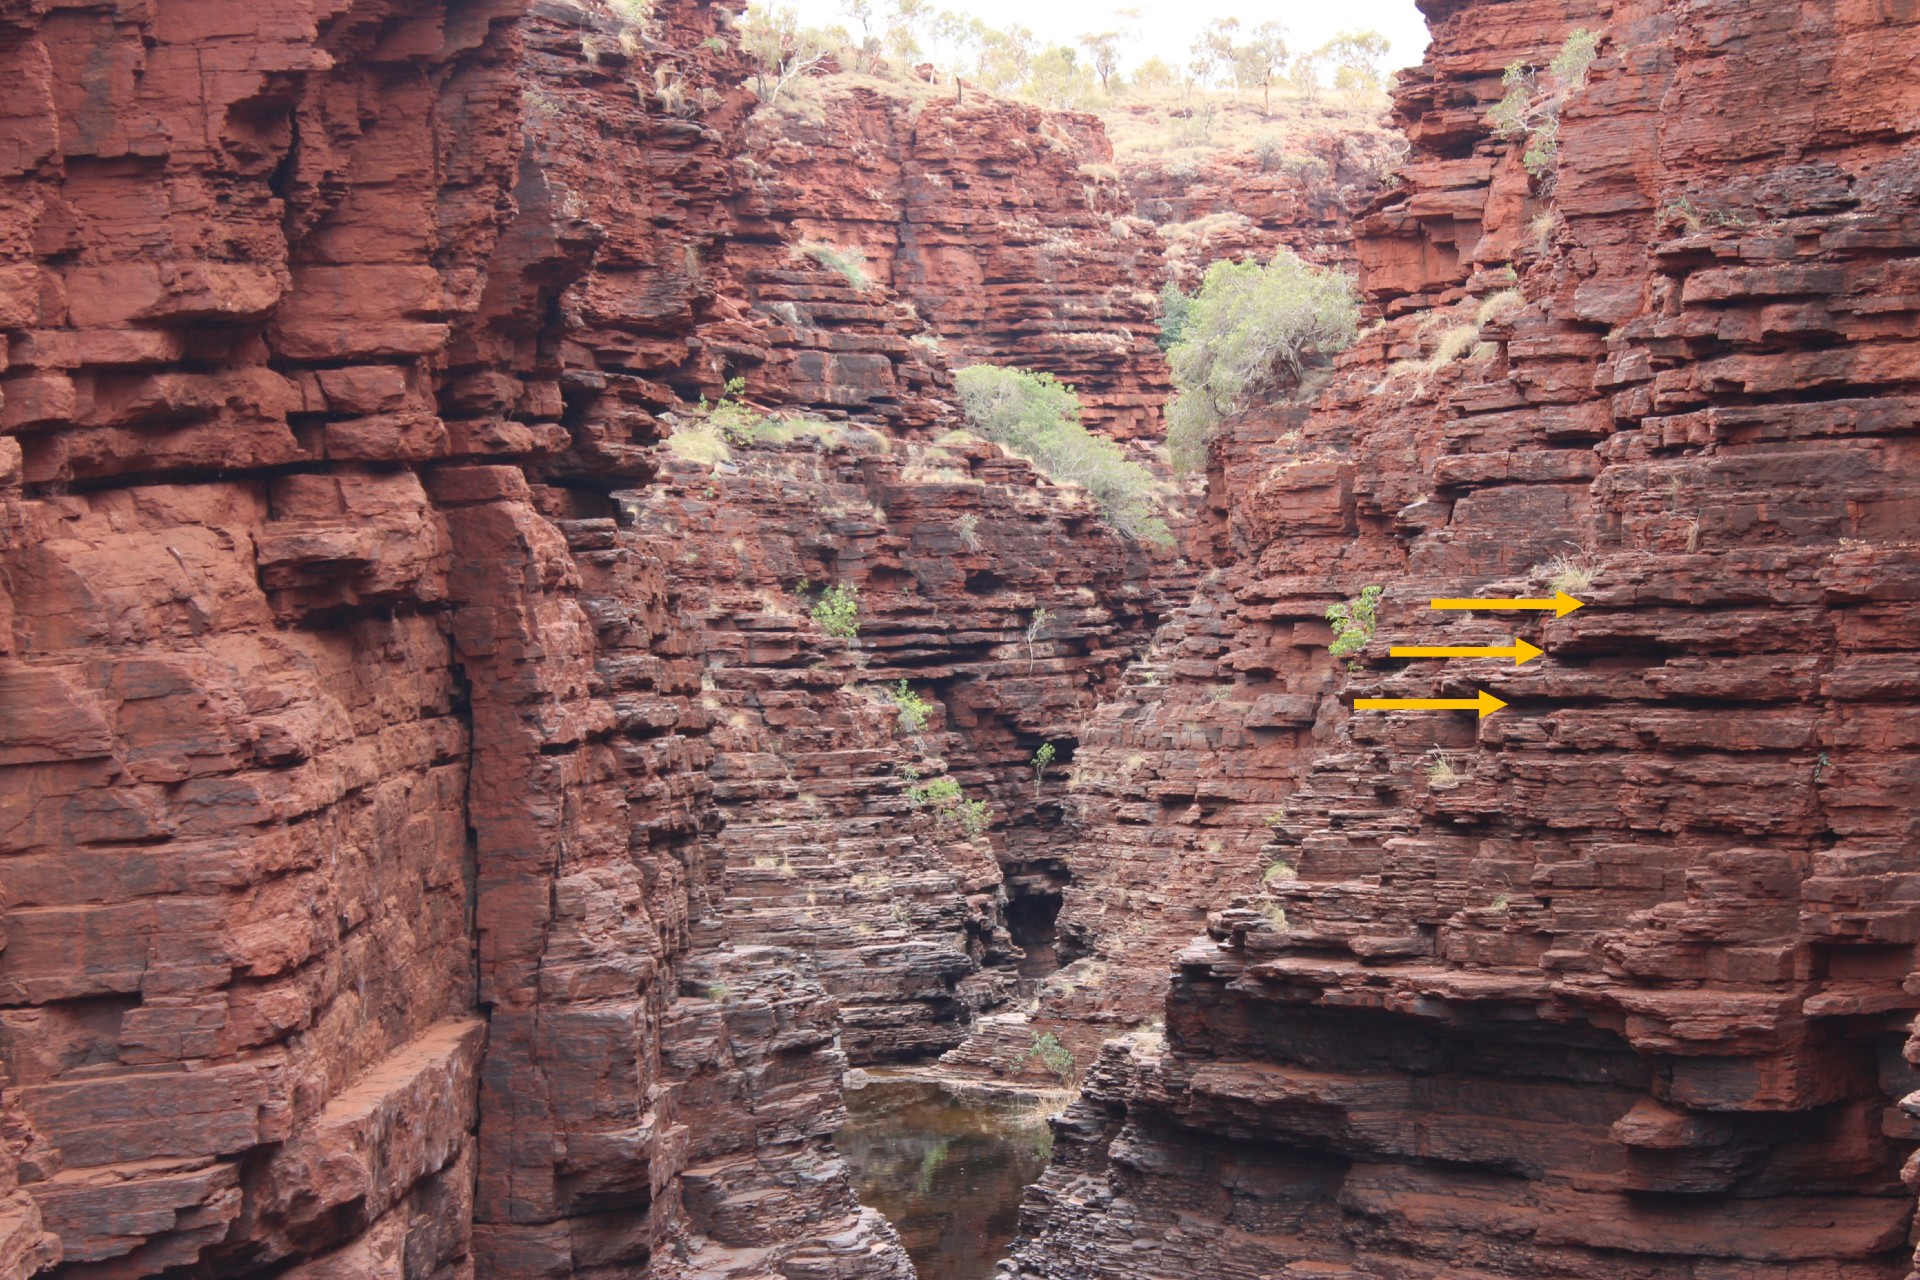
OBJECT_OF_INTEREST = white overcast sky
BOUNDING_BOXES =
[781,0,1433,77]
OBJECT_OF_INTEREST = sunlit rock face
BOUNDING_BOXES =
[1006,0,1920,1277]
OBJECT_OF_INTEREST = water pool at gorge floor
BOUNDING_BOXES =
[837,1073,1066,1280]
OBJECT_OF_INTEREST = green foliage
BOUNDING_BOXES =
[1262,860,1296,885]
[885,679,932,733]
[798,239,870,290]
[1031,742,1056,794]
[1488,28,1599,184]
[1321,30,1390,95]
[1263,809,1287,830]
[916,1139,952,1193]
[1164,254,1361,473]
[906,775,993,838]
[954,365,1172,546]
[1155,281,1193,352]
[907,775,961,808]
[1550,27,1601,85]
[698,376,761,440]
[1021,1031,1076,1083]
[808,582,861,638]
[1325,585,1382,662]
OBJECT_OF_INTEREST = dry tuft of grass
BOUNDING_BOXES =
[1541,552,1594,595]
[1425,752,1462,791]
[1476,289,1525,326]
[665,425,730,467]
[1426,323,1481,369]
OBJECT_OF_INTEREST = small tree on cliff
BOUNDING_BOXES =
[742,5,836,105]
[1164,253,1360,473]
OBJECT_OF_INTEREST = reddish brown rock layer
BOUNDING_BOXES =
[1121,132,1402,289]
[1009,0,1920,1275]
[628,428,1164,1064]
[742,83,1173,440]
[0,0,1186,1274]
[0,0,910,1275]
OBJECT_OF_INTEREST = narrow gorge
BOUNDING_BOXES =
[0,2,1914,1280]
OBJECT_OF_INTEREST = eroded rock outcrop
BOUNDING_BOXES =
[0,0,901,1275]
[741,82,1173,441]
[1122,131,1402,289]
[0,0,1181,1274]
[1010,0,1920,1276]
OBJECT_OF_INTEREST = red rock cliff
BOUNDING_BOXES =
[741,80,1173,441]
[0,0,1183,1275]
[1009,0,1920,1275]
[0,0,916,1275]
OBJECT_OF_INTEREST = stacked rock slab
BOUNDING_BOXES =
[625,428,1163,1063]
[0,0,906,1276]
[741,82,1173,441]
[0,0,1189,1274]
[1009,0,1920,1276]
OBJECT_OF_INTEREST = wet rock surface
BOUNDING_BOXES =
[837,1075,1060,1280]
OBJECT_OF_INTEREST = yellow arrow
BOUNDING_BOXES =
[1430,591,1585,618]
[1390,638,1543,666]
[1354,690,1508,718]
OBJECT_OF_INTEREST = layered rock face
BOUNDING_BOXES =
[0,1,906,1276]
[1011,0,1920,1276]
[0,0,1180,1274]
[742,83,1173,440]
[628,430,1163,1063]
[1122,132,1402,288]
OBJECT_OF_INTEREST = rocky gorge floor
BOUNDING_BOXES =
[0,1,1916,1279]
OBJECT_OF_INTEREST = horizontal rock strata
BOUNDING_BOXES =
[1008,0,1920,1275]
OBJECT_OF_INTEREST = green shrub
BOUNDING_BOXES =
[1164,254,1361,473]
[954,365,1172,546]
[907,774,993,838]
[907,775,961,808]
[885,679,932,733]
[1155,281,1193,352]
[1326,585,1382,662]
[808,582,860,638]
[1488,27,1599,183]
[1021,1031,1076,1083]
[687,375,762,442]
[1031,742,1056,794]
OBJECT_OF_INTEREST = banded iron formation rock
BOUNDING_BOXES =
[0,0,1178,1276]
[1002,0,1920,1277]
[1,0,1917,1278]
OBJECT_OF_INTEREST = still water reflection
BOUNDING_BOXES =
[837,1075,1062,1280]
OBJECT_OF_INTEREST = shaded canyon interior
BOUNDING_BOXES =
[0,0,1916,1278]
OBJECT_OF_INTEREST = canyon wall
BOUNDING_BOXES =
[741,80,1173,441]
[1010,0,1920,1276]
[0,0,1174,1276]
[1122,131,1402,289]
